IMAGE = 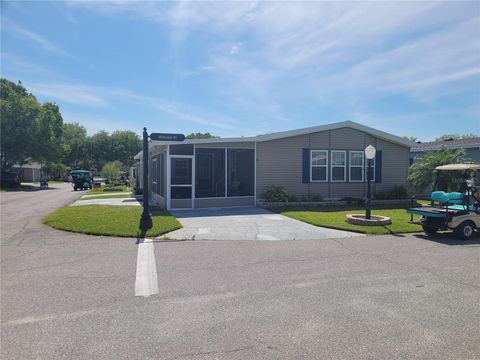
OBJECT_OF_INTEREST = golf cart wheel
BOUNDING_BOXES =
[454,221,476,240]
[422,225,438,235]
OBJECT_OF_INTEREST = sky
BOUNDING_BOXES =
[1,1,479,141]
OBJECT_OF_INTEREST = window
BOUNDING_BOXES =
[195,148,225,198]
[349,151,364,182]
[227,149,254,196]
[331,151,346,182]
[310,150,328,182]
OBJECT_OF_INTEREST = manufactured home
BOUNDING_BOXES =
[134,121,412,210]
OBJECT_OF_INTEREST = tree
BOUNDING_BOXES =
[403,136,417,142]
[408,149,468,190]
[35,102,64,163]
[101,161,120,185]
[186,132,219,139]
[109,130,141,168]
[435,134,478,141]
[62,122,89,167]
[0,79,41,170]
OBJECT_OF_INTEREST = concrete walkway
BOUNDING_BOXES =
[165,207,364,240]
[70,197,141,206]
[80,192,132,198]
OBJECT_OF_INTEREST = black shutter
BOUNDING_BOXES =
[375,150,382,183]
[302,148,310,183]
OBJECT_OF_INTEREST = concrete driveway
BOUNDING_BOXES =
[166,207,363,240]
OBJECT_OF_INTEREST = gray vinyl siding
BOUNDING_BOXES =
[256,128,409,199]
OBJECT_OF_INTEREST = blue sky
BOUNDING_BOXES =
[1,1,479,141]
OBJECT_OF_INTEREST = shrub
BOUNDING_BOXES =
[389,184,409,199]
[342,196,364,205]
[288,194,298,202]
[375,185,408,200]
[310,194,323,202]
[263,185,289,202]
[101,162,120,186]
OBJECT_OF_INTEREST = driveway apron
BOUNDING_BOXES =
[165,207,363,240]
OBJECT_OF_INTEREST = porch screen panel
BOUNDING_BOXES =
[195,148,225,198]
[227,149,254,197]
[171,158,192,185]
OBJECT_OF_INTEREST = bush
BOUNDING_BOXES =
[101,162,120,187]
[310,194,323,202]
[263,185,289,202]
[342,196,364,205]
[288,194,298,202]
[375,185,408,200]
[389,184,408,199]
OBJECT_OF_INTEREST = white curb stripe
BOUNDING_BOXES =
[135,238,159,297]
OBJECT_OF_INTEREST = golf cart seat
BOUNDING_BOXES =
[431,191,465,205]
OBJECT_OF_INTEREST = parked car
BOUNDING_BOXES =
[1,171,21,187]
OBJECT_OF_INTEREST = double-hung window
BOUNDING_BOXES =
[310,150,328,182]
[349,151,364,182]
[331,151,346,182]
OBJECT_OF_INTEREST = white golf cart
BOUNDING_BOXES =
[407,163,480,239]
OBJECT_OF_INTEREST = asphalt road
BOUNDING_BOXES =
[1,184,479,359]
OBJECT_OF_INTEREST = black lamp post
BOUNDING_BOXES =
[364,144,376,220]
[141,127,152,229]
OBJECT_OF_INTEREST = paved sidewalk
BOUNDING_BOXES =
[70,198,141,206]
[80,192,132,198]
[165,207,364,240]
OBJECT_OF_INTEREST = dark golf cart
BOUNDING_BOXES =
[70,170,93,191]
[407,163,480,239]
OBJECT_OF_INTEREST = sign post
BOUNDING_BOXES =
[140,128,185,229]
[141,127,152,229]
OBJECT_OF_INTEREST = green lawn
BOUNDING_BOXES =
[79,194,133,200]
[273,205,423,235]
[86,184,129,194]
[43,205,181,238]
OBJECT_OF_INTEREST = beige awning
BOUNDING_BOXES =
[435,163,480,171]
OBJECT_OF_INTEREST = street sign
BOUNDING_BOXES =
[150,133,185,142]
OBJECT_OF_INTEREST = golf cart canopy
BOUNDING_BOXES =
[70,170,91,174]
[435,164,480,171]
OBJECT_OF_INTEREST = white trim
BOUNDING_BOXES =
[310,150,328,182]
[349,150,364,182]
[331,150,347,182]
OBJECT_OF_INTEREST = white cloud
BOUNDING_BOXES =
[2,19,69,57]
[21,80,239,132]
[66,1,480,119]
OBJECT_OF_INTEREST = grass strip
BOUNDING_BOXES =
[43,205,181,238]
[79,194,133,200]
[86,185,129,194]
[272,205,422,235]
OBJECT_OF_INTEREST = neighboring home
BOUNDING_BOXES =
[411,137,480,163]
[12,161,42,182]
[135,120,412,210]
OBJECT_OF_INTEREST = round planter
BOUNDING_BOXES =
[345,214,392,226]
